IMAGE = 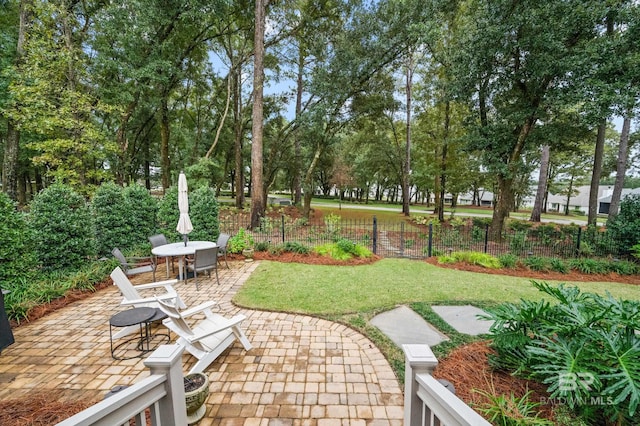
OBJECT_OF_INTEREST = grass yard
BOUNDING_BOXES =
[233,258,640,315]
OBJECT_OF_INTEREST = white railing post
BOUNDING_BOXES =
[143,344,188,425]
[402,344,439,426]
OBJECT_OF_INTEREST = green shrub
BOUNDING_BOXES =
[549,258,568,274]
[498,253,518,269]
[568,258,607,274]
[92,182,128,256]
[438,251,501,269]
[189,186,220,242]
[314,240,372,261]
[123,184,157,247]
[157,186,180,241]
[608,260,638,275]
[508,220,533,232]
[228,228,254,253]
[523,256,548,272]
[0,193,36,285]
[509,231,529,255]
[29,184,96,271]
[472,217,492,228]
[606,196,640,256]
[279,242,310,254]
[254,241,270,252]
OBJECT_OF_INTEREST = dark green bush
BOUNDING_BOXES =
[523,256,548,272]
[498,253,518,269]
[279,242,310,254]
[549,258,568,274]
[157,186,180,241]
[92,182,129,256]
[0,193,36,285]
[123,184,157,247]
[29,184,96,271]
[189,186,220,242]
[607,195,640,254]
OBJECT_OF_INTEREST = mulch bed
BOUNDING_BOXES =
[432,341,554,421]
[0,392,98,426]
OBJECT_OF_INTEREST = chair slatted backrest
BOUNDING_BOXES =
[216,233,230,252]
[111,248,130,271]
[194,247,218,270]
[110,267,141,302]
[148,234,168,248]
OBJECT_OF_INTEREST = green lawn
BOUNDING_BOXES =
[234,258,640,315]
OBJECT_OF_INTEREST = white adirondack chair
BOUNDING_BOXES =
[156,299,252,374]
[110,267,187,339]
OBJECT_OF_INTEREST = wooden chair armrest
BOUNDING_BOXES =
[121,293,178,306]
[133,279,178,290]
[187,315,246,342]
[180,301,217,318]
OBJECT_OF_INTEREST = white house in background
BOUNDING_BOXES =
[597,187,640,214]
[457,188,536,208]
[546,185,640,215]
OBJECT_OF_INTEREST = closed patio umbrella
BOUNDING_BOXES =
[176,172,193,246]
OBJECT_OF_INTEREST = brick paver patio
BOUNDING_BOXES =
[0,260,404,425]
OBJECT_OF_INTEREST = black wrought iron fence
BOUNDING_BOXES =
[218,214,625,260]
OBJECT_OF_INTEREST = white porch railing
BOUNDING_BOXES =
[57,345,188,426]
[403,344,491,426]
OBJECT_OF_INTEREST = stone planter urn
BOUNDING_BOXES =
[242,248,255,261]
[184,372,209,425]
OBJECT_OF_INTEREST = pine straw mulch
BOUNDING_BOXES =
[0,392,98,426]
[432,340,554,422]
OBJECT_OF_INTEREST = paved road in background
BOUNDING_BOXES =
[310,201,589,226]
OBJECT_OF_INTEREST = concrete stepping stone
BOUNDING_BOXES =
[370,305,449,347]
[431,305,493,336]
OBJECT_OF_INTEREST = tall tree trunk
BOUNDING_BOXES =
[587,120,606,226]
[206,73,232,159]
[564,175,575,215]
[530,145,550,222]
[250,0,266,229]
[293,48,304,206]
[233,70,245,208]
[302,146,322,218]
[402,53,413,216]
[608,116,631,221]
[159,95,171,190]
[3,1,31,202]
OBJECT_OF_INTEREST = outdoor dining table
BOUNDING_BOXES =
[151,240,216,281]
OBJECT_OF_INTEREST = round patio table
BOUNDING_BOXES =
[109,307,155,360]
[151,241,216,281]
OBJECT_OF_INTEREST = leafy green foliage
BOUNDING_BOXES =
[314,238,372,261]
[123,184,158,248]
[280,242,311,254]
[92,183,157,256]
[475,389,553,426]
[523,256,548,272]
[3,257,118,322]
[92,182,129,256]
[228,228,255,254]
[498,253,518,269]
[484,282,640,422]
[0,193,37,286]
[438,251,501,269]
[607,195,640,255]
[156,186,180,241]
[29,184,96,271]
[188,186,219,242]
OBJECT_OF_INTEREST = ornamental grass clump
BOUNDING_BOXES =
[438,251,501,269]
[314,238,371,261]
[482,281,640,424]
